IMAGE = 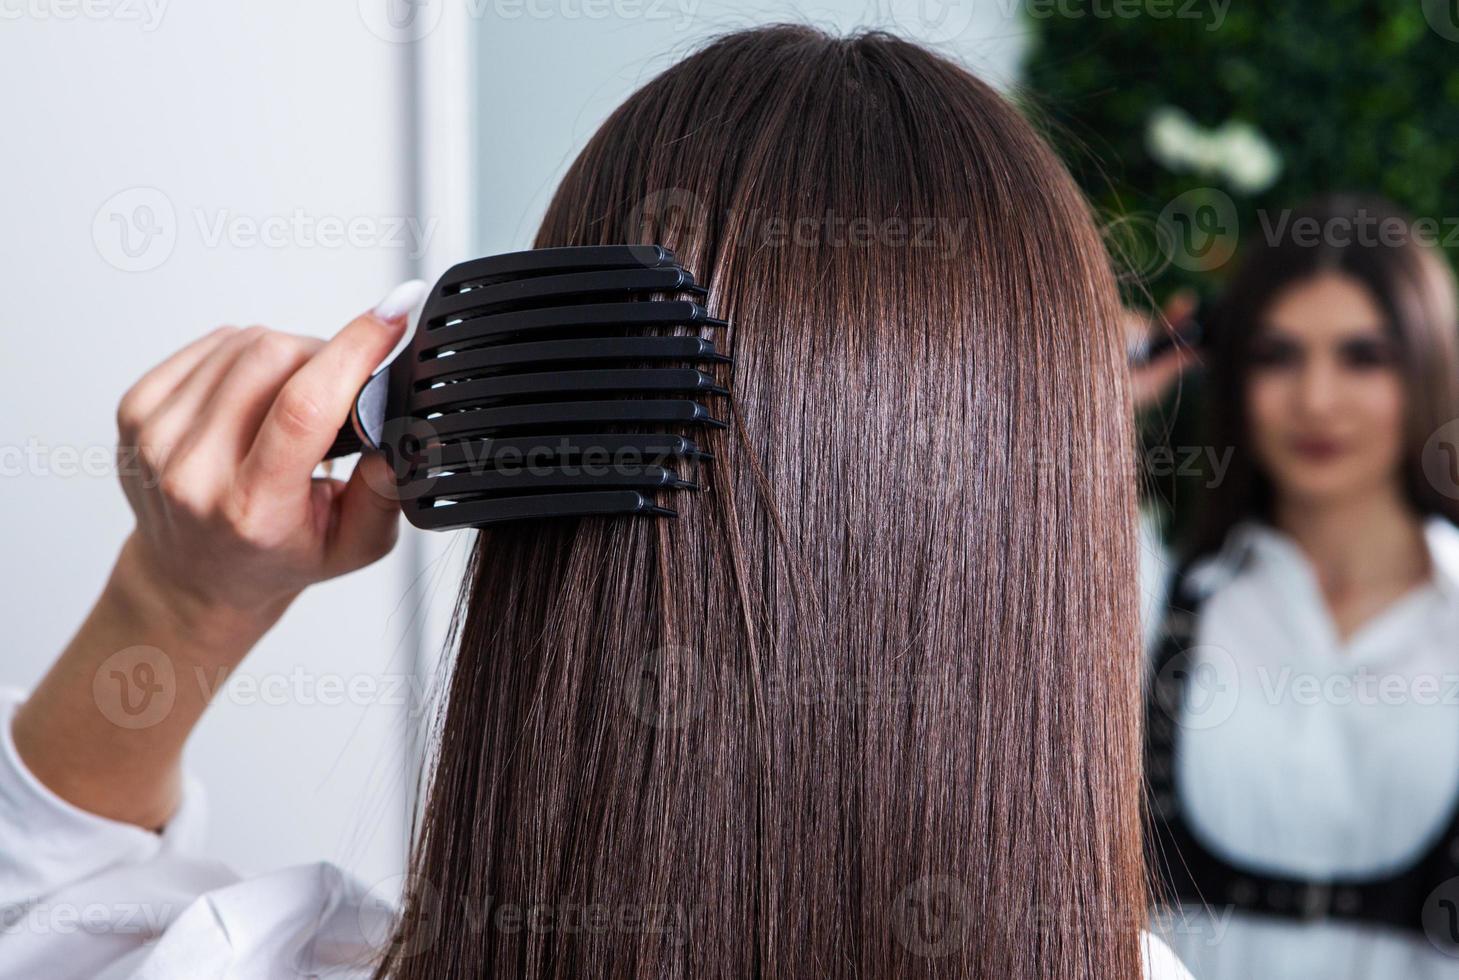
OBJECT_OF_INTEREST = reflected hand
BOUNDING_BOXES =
[1128,289,1202,410]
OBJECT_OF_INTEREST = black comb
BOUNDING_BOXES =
[323,244,730,530]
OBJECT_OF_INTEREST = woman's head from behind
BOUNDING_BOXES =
[1192,194,1459,554]
[381,25,1145,979]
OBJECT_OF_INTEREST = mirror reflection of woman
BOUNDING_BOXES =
[1138,194,1459,979]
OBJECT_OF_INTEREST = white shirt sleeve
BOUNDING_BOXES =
[0,686,210,909]
[0,687,388,980]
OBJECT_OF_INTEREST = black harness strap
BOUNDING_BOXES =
[1144,567,1459,937]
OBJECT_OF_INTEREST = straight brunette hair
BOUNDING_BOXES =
[1181,193,1459,560]
[379,24,1147,979]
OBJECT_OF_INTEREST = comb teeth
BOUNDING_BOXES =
[387,245,730,529]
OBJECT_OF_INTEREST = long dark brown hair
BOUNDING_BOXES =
[379,25,1147,979]
[1181,193,1459,560]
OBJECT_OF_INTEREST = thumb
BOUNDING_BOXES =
[323,452,402,576]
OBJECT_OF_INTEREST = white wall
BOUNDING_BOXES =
[476,0,1030,254]
[0,2,424,887]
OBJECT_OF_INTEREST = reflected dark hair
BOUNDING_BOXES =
[379,24,1147,979]
[1180,193,1459,560]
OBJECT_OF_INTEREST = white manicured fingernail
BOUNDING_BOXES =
[371,279,429,321]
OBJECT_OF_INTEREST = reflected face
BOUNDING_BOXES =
[1244,272,1407,507]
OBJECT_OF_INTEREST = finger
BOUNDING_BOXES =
[1133,347,1199,410]
[144,327,269,457]
[1122,308,1150,341]
[130,327,269,492]
[1148,346,1198,380]
[1160,289,1199,327]
[117,326,239,436]
[238,280,426,512]
[188,332,326,475]
[322,453,401,577]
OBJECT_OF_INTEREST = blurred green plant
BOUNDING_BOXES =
[1020,0,1459,302]
[1021,0,1459,540]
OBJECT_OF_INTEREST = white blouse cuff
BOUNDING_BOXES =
[0,686,208,905]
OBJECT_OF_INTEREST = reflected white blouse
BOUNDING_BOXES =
[0,687,1192,979]
[1145,515,1459,979]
